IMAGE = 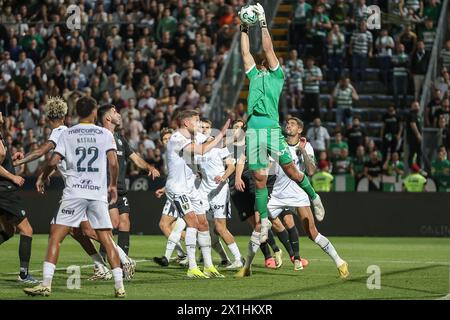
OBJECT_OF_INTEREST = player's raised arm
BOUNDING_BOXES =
[254,3,279,70]
[13,141,54,167]
[240,23,256,72]
[184,119,231,155]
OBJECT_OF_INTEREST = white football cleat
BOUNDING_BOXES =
[225,258,244,270]
[88,264,112,281]
[312,195,325,221]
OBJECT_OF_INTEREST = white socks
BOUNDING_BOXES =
[175,242,186,257]
[42,261,56,287]
[168,218,186,259]
[111,267,123,290]
[197,230,213,268]
[113,242,129,264]
[90,253,105,267]
[244,231,260,269]
[228,242,241,262]
[164,231,183,260]
[314,233,344,267]
[185,227,198,269]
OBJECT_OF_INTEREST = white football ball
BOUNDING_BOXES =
[239,5,258,26]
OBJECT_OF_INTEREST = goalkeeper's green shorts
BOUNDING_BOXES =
[245,115,292,171]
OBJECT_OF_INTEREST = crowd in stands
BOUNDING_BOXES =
[0,0,448,192]
[276,0,449,191]
[0,0,245,176]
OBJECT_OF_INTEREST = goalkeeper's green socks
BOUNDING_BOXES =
[298,175,318,200]
[255,187,269,219]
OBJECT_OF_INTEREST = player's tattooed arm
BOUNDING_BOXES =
[261,28,279,70]
[298,138,316,176]
[129,152,160,180]
[13,141,54,166]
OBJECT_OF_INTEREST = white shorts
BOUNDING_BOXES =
[51,198,112,229]
[289,83,302,93]
[166,187,206,217]
[161,200,178,217]
[267,192,310,220]
[202,184,231,220]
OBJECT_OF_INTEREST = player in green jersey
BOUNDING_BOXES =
[239,3,325,243]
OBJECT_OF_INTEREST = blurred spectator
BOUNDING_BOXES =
[306,117,330,157]
[425,88,443,127]
[397,24,417,56]
[440,41,450,70]
[431,146,450,190]
[383,151,405,179]
[306,4,332,65]
[329,77,359,129]
[411,40,430,101]
[403,163,427,192]
[312,160,334,192]
[349,21,373,82]
[375,29,395,87]
[381,106,403,160]
[423,0,441,23]
[289,0,312,53]
[399,0,424,17]
[327,24,345,83]
[352,145,368,182]
[329,131,348,160]
[347,117,367,157]
[405,101,423,166]
[364,150,383,191]
[329,0,351,28]
[419,18,436,53]
[303,57,322,122]
[433,98,450,128]
[285,49,304,111]
[332,148,353,175]
[178,83,200,108]
[433,67,450,98]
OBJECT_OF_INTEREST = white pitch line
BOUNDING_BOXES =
[2,259,152,276]
[2,258,448,276]
[306,258,449,265]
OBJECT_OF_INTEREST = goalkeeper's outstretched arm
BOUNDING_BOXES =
[241,25,256,72]
[254,3,279,70]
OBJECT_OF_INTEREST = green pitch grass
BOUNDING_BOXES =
[0,235,448,300]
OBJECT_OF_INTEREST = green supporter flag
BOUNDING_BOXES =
[312,171,334,192]
[333,174,355,191]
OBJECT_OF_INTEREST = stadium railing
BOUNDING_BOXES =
[418,0,449,172]
[207,0,282,126]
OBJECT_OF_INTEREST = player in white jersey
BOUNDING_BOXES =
[237,117,350,279]
[14,97,114,281]
[164,109,229,278]
[153,128,187,267]
[24,97,126,297]
[196,120,243,270]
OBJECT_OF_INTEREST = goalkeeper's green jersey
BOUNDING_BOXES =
[246,64,284,123]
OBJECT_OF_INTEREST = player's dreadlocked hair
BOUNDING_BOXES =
[45,96,68,120]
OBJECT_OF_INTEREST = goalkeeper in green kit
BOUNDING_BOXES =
[240,3,325,243]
